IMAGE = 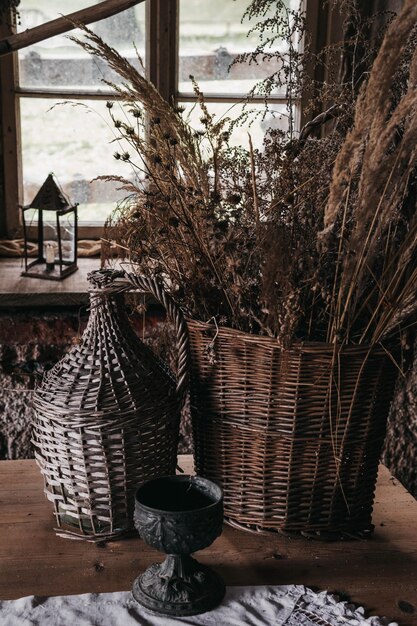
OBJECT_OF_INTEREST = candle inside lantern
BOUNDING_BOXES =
[45,243,55,271]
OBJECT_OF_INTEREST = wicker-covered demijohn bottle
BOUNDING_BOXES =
[32,269,189,541]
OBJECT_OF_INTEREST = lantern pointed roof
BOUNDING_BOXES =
[29,174,70,211]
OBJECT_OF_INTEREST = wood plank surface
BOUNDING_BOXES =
[0,258,99,307]
[0,457,416,625]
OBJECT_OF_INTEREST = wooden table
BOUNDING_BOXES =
[0,457,416,625]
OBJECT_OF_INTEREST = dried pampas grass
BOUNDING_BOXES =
[322,0,417,344]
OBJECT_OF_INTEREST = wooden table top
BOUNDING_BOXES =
[0,457,416,624]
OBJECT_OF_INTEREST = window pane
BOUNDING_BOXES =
[179,0,300,95]
[18,1,146,90]
[182,101,294,150]
[20,98,137,224]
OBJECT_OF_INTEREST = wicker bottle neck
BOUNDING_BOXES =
[34,285,177,416]
[84,290,162,374]
[89,290,124,309]
[87,291,133,337]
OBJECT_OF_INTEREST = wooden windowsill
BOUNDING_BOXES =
[0,257,101,307]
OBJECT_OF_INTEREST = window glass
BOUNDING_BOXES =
[15,1,301,231]
[20,98,137,223]
[182,102,293,150]
[179,0,299,95]
[18,1,146,90]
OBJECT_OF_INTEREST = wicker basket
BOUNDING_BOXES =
[187,319,398,536]
[32,269,189,541]
[92,270,399,536]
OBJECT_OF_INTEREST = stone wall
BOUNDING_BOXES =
[383,337,417,498]
[0,305,192,461]
[0,308,82,460]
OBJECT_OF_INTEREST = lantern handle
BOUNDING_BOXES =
[87,269,189,406]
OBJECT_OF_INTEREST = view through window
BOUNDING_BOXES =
[16,0,300,229]
[178,0,300,148]
[17,0,146,225]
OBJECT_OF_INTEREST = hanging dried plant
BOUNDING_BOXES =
[0,0,20,26]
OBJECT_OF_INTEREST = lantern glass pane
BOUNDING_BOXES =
[42,210,59,263]
[58,211,76,263]
[22,208,40,258]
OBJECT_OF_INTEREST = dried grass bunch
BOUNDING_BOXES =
[318,1,417,346]
[73,0,417,347]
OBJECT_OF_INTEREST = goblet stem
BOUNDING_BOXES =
[159,554,194,581]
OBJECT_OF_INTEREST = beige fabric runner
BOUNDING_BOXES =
[0,586,398,626]
[0,239,101,258]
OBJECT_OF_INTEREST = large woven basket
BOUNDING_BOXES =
[32,269,189,541]
[187,319,398,536]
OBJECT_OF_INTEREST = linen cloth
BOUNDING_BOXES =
[0,585,398,626]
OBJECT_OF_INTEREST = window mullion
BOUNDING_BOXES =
[17,88,120,100]
[146,0,178,105]
[177,93,291,105]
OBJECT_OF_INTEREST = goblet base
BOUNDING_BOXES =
[132,554,225,616]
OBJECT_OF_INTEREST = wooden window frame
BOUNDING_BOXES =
[0,0,327,240]
[0,16,22,238]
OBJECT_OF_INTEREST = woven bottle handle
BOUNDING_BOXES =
[88,269,189,405]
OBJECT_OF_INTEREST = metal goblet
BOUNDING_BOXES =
[132,474,225,617]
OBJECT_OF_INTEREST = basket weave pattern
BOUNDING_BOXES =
[32,270,188,541]
[187,319,398,534]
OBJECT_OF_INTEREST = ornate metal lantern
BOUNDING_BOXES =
[21,174,78,280]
